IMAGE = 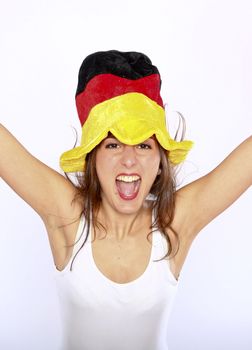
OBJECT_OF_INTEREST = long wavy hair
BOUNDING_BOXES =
[67,112,186,271]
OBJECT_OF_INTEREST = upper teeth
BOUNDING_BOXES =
[116,175,140,182]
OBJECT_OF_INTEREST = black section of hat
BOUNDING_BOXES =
[76,50,161,96]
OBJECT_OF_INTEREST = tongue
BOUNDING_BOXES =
[116,180,140,198]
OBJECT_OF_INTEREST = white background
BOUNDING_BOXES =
[0,0,251,349]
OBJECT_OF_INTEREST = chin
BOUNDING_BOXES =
[117,206,141,215]
[113,195,147,215]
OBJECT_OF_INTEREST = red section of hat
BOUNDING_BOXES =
[76,74,164,126]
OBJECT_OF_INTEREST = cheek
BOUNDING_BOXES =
[95,152,106,182]
[96,149,109,170]
[142,155,160,187]
[147,153,160,171]
[95,152,115,188]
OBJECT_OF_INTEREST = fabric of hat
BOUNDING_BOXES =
[60,50,193,173]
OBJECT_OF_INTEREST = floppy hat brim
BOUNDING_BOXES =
[60,93,193,172]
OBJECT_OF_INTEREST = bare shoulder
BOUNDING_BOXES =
[166,189,197,279]
[45,211,80,270]
[43,196,84,271]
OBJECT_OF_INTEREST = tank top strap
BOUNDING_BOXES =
[151,229,167,261]
[151,229,178,284]
[71,214,87,258]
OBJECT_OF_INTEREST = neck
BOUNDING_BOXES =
[95,204,152,241]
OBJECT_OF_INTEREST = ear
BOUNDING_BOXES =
[157,168,161,175]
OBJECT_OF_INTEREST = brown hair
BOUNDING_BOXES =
[68,142,179,271]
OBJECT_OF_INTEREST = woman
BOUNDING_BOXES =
[1,50,251,350]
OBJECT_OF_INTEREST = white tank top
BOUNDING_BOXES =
[54,215,178,350]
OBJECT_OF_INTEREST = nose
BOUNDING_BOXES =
[120,145,137,168]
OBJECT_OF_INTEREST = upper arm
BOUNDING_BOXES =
[176,136,252,237]
[0,124,82,222]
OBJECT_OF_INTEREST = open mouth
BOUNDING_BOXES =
[115,174,141,200]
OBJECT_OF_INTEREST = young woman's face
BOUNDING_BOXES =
[95,135,161,215]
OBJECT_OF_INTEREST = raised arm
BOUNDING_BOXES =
[176,136,252,238]
[0,123,81,223]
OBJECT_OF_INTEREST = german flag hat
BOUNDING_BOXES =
[60,50,193,172]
